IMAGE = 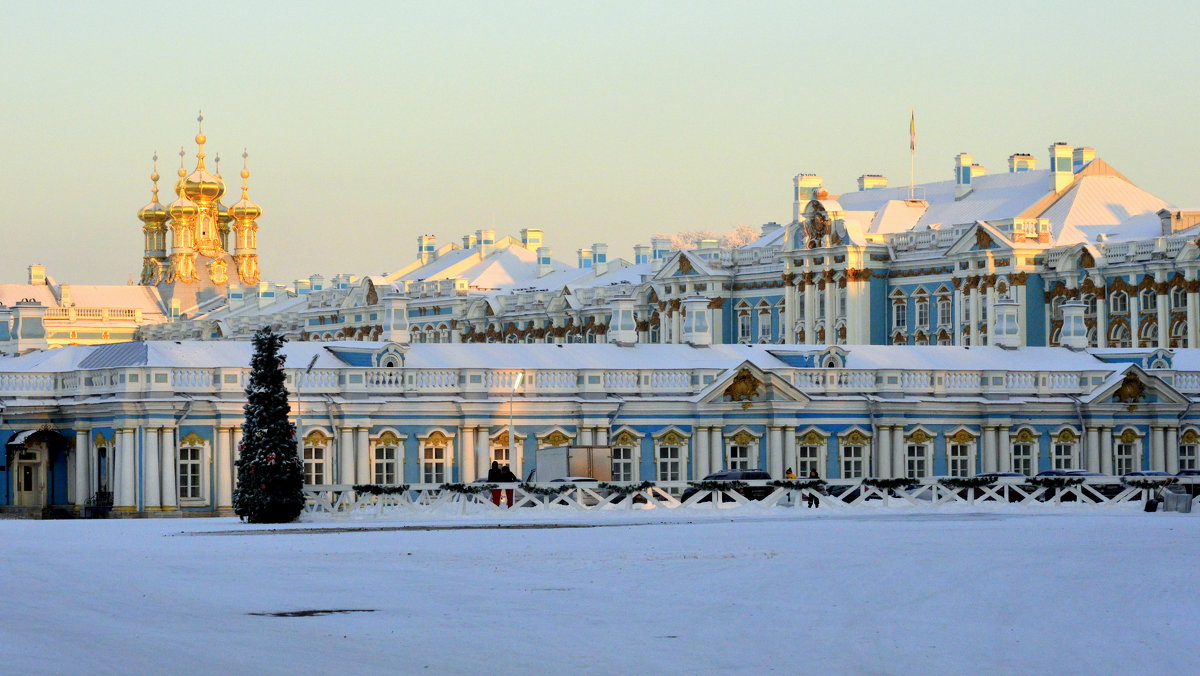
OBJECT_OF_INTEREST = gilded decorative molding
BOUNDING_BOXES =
[303,430,331,446]
[947,429,976,444]
[540,430,572,447]
[798,430,827,445]
[723,368,761,403]
[1055,428,1078,443]
[180,432,207,447]
[657,429,689,446]
[1118,428,1141,444]
[423,430,451,445]
[842,430,871,446]
[1012,428,1037,444]
[907,429,934,444]
[376,431,401,447]
[613,430,640,447]
[730,430,757,445]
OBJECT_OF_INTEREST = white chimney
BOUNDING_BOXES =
[577,248,592,270]
[417,234,437,264]
[476,229,495,257]
[857,174,888,191]
[520,228,543,250]
[954,153,974,200]
[1008,153,1036,173]
[651,237,671,272]
[537,247,553,278]
[793,174,823,221]
[592,243,608,275]
[633,244,650,265]
[28,264,46,285]
[11,299,48,353]
[1049,142,1074,193]
[1073,147,1096,171]
[462,233,477,249]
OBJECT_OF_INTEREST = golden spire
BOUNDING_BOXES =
[177,146,187,180]
[150,151,160,201]
[213,151,222,178]
[194,110,207,170]
[240,148,250,199]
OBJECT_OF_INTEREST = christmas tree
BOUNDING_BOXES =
[232,326,305,523]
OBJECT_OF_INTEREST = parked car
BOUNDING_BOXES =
[952,472,1027,502]
[1123,471,1173,478]
[680,469,774,503]
[828,479,918,502]
[1030,470,1123,500]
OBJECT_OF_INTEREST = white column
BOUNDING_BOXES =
[476,428,490,476]
[878,425,892,479]
[595,427,609,446]
[143,428,161,510]
[784,428,797,477]
[338,427,355,484]
[1086,427,1100,473]
[1100,428,1113,475]
[969,288,981,346]
[710,427,724,471]
[1187,282,1199,347]
[461,426,477,483]
[892,427,906,478]
[1167,427,1180,474]
[510,430,522,480]
[579,427,594,446]
[1151,426,1166,472]
[1158,294,1170,349]
[73,430,90,508]
[215,427,233,510]
[356,427,370,484]
[1096,293,1108,348]
[115,429,137,512]
[981,427,996,474]
[768,426,783,478]
[160,427,178,511]
[803,284,816,343]
[695,426,709,478]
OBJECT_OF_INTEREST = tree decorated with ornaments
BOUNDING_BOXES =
[233,326,305,523]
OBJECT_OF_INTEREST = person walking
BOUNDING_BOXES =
[500,464,518,508]
[806,468,821,508]
[487,461,503,506]
[785,467,797,480]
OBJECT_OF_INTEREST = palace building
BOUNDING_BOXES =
[5,133,1200,516]
[137,142,1200,352]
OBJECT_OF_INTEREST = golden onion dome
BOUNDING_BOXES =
[216,201,233,226]
[181,123,227,203]
[229,153,262,221]
[168,193,199,221]
[137,159,169,225]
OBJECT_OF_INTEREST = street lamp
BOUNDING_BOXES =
[509,371,524,478]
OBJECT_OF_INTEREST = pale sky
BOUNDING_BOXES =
[1,0,1197,285]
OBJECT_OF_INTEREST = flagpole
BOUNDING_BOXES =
[909,108,915,200]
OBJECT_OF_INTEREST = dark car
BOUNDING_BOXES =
[680,469,774,503]
[1030,470,1123,501]
[958,472,1027,501]
[1123,471,1173,478]
[828,479,918,502]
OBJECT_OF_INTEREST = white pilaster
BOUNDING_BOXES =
[579,427,594,446]
[1100,428,1113,475]
[1151,426,1166,472]
[160,427,178,511]
[710,427,723,472]
[115,428,137,512]
[1167,427,1179,474]
[891,427,905,478]
[1086,427,1100,473]
[461,426,477,482]
[475,427,489,477]
[784,427,797,477]
[878,425,892,479]
[695,426,709,478]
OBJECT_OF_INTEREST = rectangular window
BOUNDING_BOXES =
[374,446,397,485]
[797,444,821,478]
[841,444,865,479]
[657,445,682,483]
[757,313,771,342]
[304,445,325,485]
[947,443,971,477]
[916,301,929,328]
[179,446,202,500]
[906,444,927,479]
[1052,442,1075,470]
[1113,443,1136,476]
[728,444,752,470]
[738,313,751,342]
[1180,444,1197,471]
[838,291,847,318]
[612,446,634,482]
[938,298,951,326]
[423,445,446,484]
[893,302,907,329]
[1011,443,1034,476]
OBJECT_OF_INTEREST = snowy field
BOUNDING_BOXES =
[3,506,1198,675]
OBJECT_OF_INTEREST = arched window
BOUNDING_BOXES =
[1109,323,1131,348]
[892,300,907,330]
[421,432,451,484]
[737,311,751,343]
[937,296,951,327]
[1140,322,1158,347]
[1139,288,1157,312]
[1172,286,1187,310]
[1110,291,1128,314]
[302,431,331,485]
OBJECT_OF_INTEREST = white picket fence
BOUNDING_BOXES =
[301,477,1200,518]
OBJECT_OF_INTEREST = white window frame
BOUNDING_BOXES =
[937,297,951,327]
[1110,291,1128,314]
[757,309,772,343]
[422,442,447,484]
[373,444,399,485]
[303,441,327,486]
[737,311,751,343]
[727,443,753,470]
[840,444,865,479]
[1113,442,1138,476]
[916,300,929,328]
[178,444,205,503]
[1052,442,1076,470]
[1011,442,1035,476]
[796,442,823,478]
[892,301,907,330]
[947,443,972,477]
[656,444,683,483]
[1179,443,1198,471]
[611,445,636,481]
[905,444,928,479]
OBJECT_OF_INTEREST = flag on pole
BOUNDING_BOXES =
[909,109,916,152]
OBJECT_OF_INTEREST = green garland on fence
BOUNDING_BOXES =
[861,477,912,490]
[687,480,749,492]
[1122,477,1178,490]
[937,476,996,490]
[596,481,655,496]
[770,479,827,491]
[352,484,410,495]
[517,482,572,496]
[440,483,498,495]
[1026,476,1085,489]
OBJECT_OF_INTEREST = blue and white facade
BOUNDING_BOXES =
[3,340,1199,515]
[137,142,1200,351]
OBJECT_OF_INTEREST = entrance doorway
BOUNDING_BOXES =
[13,448,46,507]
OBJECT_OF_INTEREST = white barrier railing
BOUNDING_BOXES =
[301,477,1200,517]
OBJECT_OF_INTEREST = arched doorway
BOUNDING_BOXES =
[7,429,70,508]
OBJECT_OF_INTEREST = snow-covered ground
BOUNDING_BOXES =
[3,506,1197,675]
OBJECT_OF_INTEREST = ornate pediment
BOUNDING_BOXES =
[1114,371,1146,405]
[798,429,827,446]
[376,431,402,447]
[1012,428,1037,444]
[947,429,977,444]
[303,430,331,446]
[539,430,573,447]
[1118,428,1141,444]
[907,429,935,444]
[657,429,689,446]
[723,368,762,403]
[729,430,758,446]
[180,432,207,447]
[612,430,641,447]
[1182,429,1200,445]
[842,429,871,446]
[1055,428,1078,443]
